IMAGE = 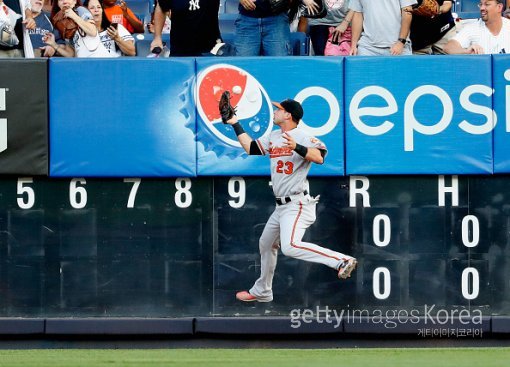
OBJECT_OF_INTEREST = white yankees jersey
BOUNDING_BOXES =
[256,128,327,198]
[453,18,510,54]
[99,24,134,57]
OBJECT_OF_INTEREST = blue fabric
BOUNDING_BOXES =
[234,13,291,56]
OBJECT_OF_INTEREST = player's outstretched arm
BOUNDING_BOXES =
[225,116,254,154]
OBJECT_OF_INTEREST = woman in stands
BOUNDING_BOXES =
[303,0,354,56]
[42,0,113,57]
[85,0,135,56]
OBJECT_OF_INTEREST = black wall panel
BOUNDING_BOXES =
[0,176,508,318]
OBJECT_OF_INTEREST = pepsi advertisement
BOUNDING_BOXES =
[492,55,510,173]
[345,56,494,175]
[49,59,197,177]
[195,58,345,176]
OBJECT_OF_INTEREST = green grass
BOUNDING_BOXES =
[0,348,508,367]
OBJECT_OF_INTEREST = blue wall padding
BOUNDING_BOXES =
[345,56,493,175]
[49,58,197,177]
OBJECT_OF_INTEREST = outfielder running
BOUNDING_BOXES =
[223,97,357,302]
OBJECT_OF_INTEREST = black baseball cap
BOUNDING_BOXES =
[272,99,304,122]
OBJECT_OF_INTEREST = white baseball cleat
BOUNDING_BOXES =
[338,258,357,279]
[236,291,272,303]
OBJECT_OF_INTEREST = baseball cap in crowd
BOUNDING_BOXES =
[272,99,304,122]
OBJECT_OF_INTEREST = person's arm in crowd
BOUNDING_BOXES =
[332,9,353,43]
[390,6,412,55]
[40,44,56,57]
[119,0,144,33]
[66,8,97,36]
[240,0,256,11]
[42,32,75,57]
[23,7,36,29]
[150,3,166,51]
[439,0,452,14]
[349,11,362,55]
[443,39,484,54]
[107,25,135,56]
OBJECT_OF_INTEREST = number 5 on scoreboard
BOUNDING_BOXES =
[124,178,141,208]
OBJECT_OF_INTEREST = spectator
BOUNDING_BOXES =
[504,0,510,17]
[0,0,36,57]
[150,0,221,57]
[234,0,291,56]
[44,0,112,57]
[410,0,456,54]
[306,0,354,56]
[102,0,143,34]
[349,0,417,56]
[85,0,135,56]
[27,0,63,57]
[444,0,510,54]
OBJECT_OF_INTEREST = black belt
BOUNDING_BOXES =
[275,190,308,206]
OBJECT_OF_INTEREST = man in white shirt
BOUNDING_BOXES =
[444,0,510,54]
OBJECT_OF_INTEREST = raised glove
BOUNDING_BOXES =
[218,90,237,123]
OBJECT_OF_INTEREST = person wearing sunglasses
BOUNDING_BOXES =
[444,0,509,54]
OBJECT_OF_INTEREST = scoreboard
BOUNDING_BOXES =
[0,175,506,318]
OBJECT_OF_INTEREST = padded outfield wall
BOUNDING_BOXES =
[1,57,510,335]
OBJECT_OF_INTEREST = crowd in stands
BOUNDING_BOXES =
[0,0,509,58]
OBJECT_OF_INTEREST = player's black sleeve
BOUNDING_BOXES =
[249,141,263,155]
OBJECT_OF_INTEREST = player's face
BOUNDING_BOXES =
[273,107,285,125]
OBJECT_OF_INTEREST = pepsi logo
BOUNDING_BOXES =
[195,64,273,151]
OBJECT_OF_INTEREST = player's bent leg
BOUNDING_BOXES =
[236,210,279,302]
[279,200,357,278]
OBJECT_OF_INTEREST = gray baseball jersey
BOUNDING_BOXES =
[256,128,327,198]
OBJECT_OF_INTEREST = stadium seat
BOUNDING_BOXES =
[454,0,480,19]
[134,34,170,56]
[220,32,310,56]
[291,31,310,56]
[124,0,151,25]
[459,0,479,12]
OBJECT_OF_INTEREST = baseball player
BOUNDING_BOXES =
[224,98,357,302]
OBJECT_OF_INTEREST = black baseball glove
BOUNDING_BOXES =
[219,90,236,123]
